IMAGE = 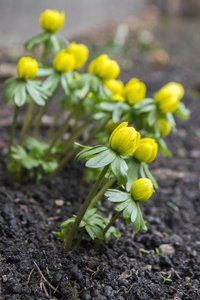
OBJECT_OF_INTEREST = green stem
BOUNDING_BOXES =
[62,119,93,152]
[19,98,34,145]
[75,227,86,248]
[32,89,58,138]
[46,104,82,156]
[90,177,116,209]
[63,165,109,252]
[94,211,122,250]
[44,107,63,142]
[50,117,110,178]
[7,105,19,162]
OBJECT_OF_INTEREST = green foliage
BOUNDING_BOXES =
[105,189,147,232]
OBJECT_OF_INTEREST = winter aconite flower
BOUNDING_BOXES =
[130,178,153,203]
[17,57,38,81]
[53,50,75,73]
[109,122,140,156]
[158,118,172,137]
[123,78,146,105]
[104,79,125,101]
[133,138,158,163]
[66,42,89,69]
[154,82,184,114]
[39,9,65,33]
[88,54,120,80]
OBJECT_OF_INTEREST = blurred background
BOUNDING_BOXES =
[1,0,200,46]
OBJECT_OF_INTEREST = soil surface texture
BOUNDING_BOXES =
[0,17,200,299]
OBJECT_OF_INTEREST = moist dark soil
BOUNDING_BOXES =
[0,17,200,300]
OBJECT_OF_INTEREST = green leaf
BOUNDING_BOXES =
[114,200,130,212]
[165,113,176,129]
[13,82,27,107]
[76,145,107,162]
[122,199,137,222]
[24,32,50,51]
[126,158,140,192]
[60,74,70,95]
[26,83,46,106]
[112,102,130,123]
[105,189,130,203]
[137,104,156,113]
[3,79,19,104]
[157,138,172,157]
[86,148,117,168]
[42,71,60,93]
[139,163,146,178]
[147,108,158,126]
[175,102,190,120]
[133,203,147,232]
[111,156,128,184]
[50,33,63,52]
[100,101,117,112]
[134,98,154,109]
[142,163,158,189]
[37,67,53,77]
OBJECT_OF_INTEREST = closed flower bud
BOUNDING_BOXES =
[109,122,140,156]
[104,79,125,101]
[123,78,146,105]
[88,54,120,80]
[158,118,172,137]
[154,82,184,114]
[133,138,158,163]
[104,79,124,94]
[17,57,38,81]
[130,178,153,203]
[66,42,89,69]
[39,9,65,33]
[53,50,75,73]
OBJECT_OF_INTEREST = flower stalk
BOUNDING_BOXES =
[63,165,109,252]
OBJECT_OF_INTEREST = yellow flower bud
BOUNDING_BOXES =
[104,79,124,94]
[88,54,120,80]
[39,10,65,33]
[104,79,125,101]
[133,138,158,163]
[53,50,75,73]
[158,118,172,137]
[154,82,184,114]
[130,178,153,203]
[109,122,140,156]
[123,78,146,105]
[66,42,89,69]
[17,57,38,81]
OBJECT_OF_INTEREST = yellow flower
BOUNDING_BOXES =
[53,50,75,73]
[158,118,172,137]
[104,79,125,101]
[130,178,153,203]
[109,122,140,156]
[104,79,124,94]
[133,138,158,163]
[88,54,120,80]
[66,42,89,69]
[39,9,65,33]
[17,57,38,81]
[123,78,146,105]
[154,82,184,114]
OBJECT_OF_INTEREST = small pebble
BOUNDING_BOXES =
[158,244,175,256]
[55,199,64,206]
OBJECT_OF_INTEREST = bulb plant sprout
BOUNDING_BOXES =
[2,8,191,249]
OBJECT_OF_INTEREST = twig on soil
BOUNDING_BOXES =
[22,266,36,285]
[33,261,58,293]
